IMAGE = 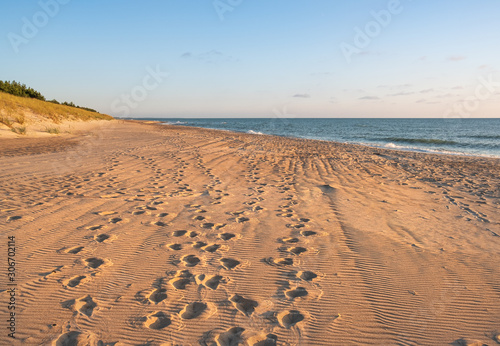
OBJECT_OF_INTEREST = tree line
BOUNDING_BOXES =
[0,80,97,113]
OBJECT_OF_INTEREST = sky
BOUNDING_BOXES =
[1,0,499,118]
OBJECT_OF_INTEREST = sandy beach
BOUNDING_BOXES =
[1,120,499,345]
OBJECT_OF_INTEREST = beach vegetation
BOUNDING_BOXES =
[15,114,25,125]
[1,80,102,115]
[0,91,113,124]
[11,126,26,135]
[0,115,14,128]
[0,80,45,100]
[45,127,60,134]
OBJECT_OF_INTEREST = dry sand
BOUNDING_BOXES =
[0,120,499,345]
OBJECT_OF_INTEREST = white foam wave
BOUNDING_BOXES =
[164,121,187,125]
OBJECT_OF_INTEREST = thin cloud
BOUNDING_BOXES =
[388,91,415,96]
[377,84,412,90]
[359,96,380,100]
[293,94,311,98]
[416,99,439,104]
[420,89,434,94]
[447,55,466,62]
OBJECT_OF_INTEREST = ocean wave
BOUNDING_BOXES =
[383,137,458,145]
[247,130,264,135]
[164,121,187,125]
[381,142,467,156]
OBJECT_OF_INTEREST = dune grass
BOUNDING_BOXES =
[0,91,113,124]
[11,126,26,135]
[45,127,60,134]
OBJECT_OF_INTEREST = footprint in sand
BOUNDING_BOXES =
[300,230,317,237]
[173,230,187,237]
[247,333,278,346]
[277,310,304,329]
[63,275,89,288]
[263,257,294,266]
[169,270,193,290]
[282,237,299,244]
[297,271,318,281]
[168,243,182,251]
[215,327,245,346]
[147,288,167,304]
[220,258,241,270]
[144,311,171,330]
[181,255,201,267]
[287,223,305,229]
[193,215,205,221]
[236,217,250,223]
[87,225,104,231]
[179,302,207,319]
[285,287,308,300]
[108,217,123,224]
[196,274,223,290]
[192,241,208,249]
[65,246,84,254]
[157,213,169,217]
[84,257,107,269]
[203,244,221,253]
[230,211,245,216]
[201,222,226,230]
[6,215,22,222]
[94,234,112,243]
[229,294,258,316]
[52,331,100,346]
[219,232,236,241]
[74,295,97,317]
[288,247,307,255]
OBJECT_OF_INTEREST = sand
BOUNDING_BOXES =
[0,120,499,345]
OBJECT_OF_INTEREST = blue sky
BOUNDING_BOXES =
[1,0,499,118]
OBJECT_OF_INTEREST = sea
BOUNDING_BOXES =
[141,118,500,158]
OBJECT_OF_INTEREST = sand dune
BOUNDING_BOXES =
[0,121,499,345]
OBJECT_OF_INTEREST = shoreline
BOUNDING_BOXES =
[1,120,499,345]
[155,120,500,162]
[151,119,500,160]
